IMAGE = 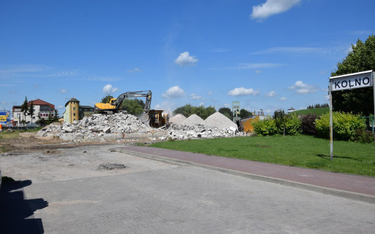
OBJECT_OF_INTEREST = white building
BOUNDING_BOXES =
[12,99,55,126]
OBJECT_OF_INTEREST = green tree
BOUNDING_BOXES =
[101,95,114,103]
[29,101,34,124]
[219,107,232,120]
[173,104,216,119]
[173,104,195,117]
[21,96,29,124]
[239,109,253,119]
[331,35,375,116]
[121,99,145,116]
[274,109,286,136]
[53,109,59,121]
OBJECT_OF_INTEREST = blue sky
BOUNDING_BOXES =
[1,0,374,116]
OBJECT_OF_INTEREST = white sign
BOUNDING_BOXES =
[330,70,373,91]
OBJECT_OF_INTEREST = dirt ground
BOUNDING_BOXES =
[0,132,166,183]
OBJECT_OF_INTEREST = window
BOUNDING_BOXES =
[73,113,76,116]
[73,107,76,110]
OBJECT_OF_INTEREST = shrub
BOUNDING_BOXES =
[315,112,366,141]
[253,118,277,136]
[284,114,302,135]
[253,114,301,136]
[354,129,375,143]
[301,114,317,135]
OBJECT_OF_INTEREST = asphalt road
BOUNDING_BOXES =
[1,145,375,234]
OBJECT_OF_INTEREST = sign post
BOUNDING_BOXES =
[329,70,374,160]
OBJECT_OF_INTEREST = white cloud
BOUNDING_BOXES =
[191,93,203,100]
[228,87,260,96]
[127,68,142,73]
[154,101,175,114]
[280,97,287,101]
[224,103,230,107]
[208,91,213,95]
[1,101,7,105]
[289,81,318,94]
[103,84,119,95]
[59,89,67,93]
[265,91,277,97]
[57,105,64,109]
[255,70,262,74]
[199,102,204,106]
[175,51,198,66]
[224,63,285,70]
[162,86,185,98]
[251,0,301,20]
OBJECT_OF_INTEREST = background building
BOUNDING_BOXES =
[63,98,80,124]
[12,99,55,126]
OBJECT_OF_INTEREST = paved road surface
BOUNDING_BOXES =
[1,145,374,234]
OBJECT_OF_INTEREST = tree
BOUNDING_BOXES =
[173,104,216,119]
[53,109,59,121]
[101,95,114,103]
[21,96,29,124]
[239,109,253,119]
[121,99,145,116]
[219,107,232,120]
[274,109,286,136]
[331,35,375,116]
[29,101,34,124]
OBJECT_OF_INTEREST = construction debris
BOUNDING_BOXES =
[37,112,247,143]
[97,163,126,170]
[37,113,166,142]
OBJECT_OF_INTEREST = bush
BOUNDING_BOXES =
[315,112,366,141]
[253,118,277,136]
[301,114,317,135]
[284,114,301,135]
[253,114,301,136]
[354,129,375,143]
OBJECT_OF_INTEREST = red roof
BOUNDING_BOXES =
[28,99,55,109]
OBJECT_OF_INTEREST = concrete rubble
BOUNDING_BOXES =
[37,112,247,142]
[37,113,166,142]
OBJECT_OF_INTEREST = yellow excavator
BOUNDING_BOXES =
[94,90,169,128]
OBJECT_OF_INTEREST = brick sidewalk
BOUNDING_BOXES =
[124,146,375,198]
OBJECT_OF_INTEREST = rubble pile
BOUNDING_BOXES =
[169,114,186,124]
[163,124,246,140]
[204,112,238,130]
[37,113,166,142]
[181,114,204,126]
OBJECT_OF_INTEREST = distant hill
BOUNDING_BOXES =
[292,107,329,117]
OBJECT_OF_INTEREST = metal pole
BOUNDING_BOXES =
[373,72,375,134]
[329,80,333,161]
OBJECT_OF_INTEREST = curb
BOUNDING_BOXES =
[116,148,375,204]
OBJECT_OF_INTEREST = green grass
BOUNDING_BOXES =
[293,107,329,117]
[150,135,375,177]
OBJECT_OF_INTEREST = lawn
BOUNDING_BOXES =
[150,135,375,177]
[293,107,329,117]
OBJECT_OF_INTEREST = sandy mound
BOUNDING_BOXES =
[204,112,238,130]
[181,114,205,126]
[169,114,187,124]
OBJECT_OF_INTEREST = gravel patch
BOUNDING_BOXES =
[182,114,205,126]
[169,114,187,124]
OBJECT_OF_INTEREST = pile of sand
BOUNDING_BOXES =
[181,114,205,126]
[204,112,238,130]
[169,114,187,124]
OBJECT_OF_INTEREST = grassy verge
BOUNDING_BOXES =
[150,135,375,177]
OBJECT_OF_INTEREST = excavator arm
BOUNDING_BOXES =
[113,90,152,114]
